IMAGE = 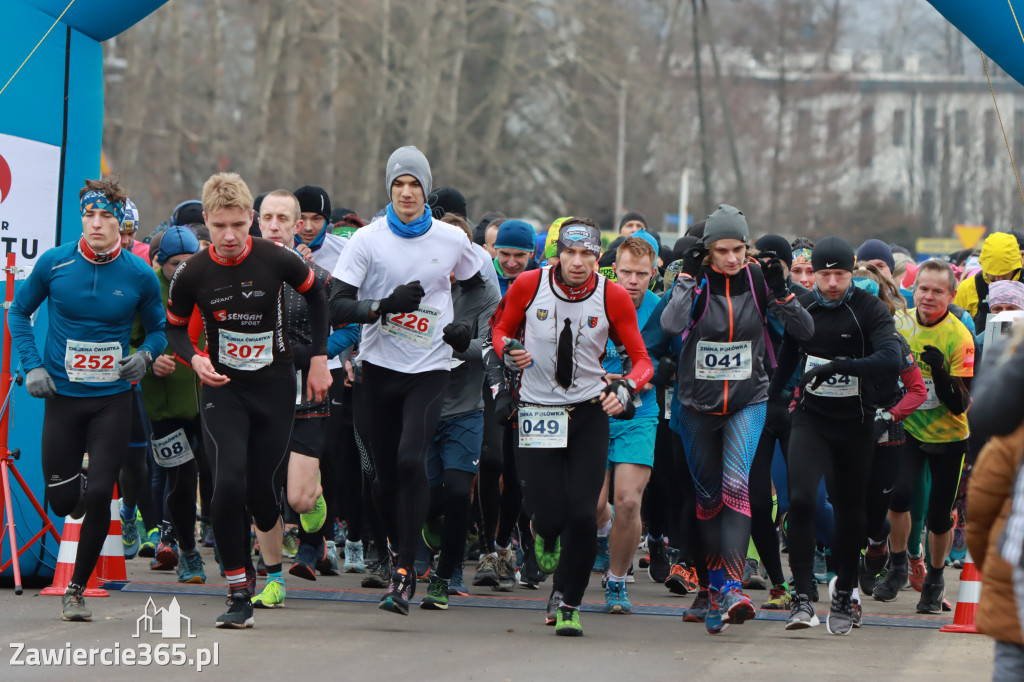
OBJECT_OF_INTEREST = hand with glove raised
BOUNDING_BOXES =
[762,257,789,299]
[117,351,152,383]
[443,322,473,353]
[800,361,841,393]
[601,378,636,419]
[380,280,425,315]
[919,345,947,375]
[681,243,708,278]
[25,367,57,399]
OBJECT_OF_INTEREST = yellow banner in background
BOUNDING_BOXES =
[916,237,961,254]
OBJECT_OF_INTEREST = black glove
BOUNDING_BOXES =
[920,345,946,375]
[800,361,840,392]
[292,342,312,372]
[655,355,677,386]
[379,280,425,315]
[681,243,707,278]
[763,258,789,299]
[442,323,472,353]
[873,410,893,441]
[602,378,636,420]
[492,390,517,426]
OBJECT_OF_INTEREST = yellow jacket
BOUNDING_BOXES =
[954,232,1022,317]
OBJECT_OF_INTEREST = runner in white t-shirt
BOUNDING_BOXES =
[330,146,482,615]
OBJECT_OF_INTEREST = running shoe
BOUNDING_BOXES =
[256,555,267,577]
[720,581,755,625]
[545,590,564,626]
[200,521,216,548]
[519,548,545,589]
[139,527,159,558]
[300,494,327,534]
[289,542,318,581]
[872,563,907,602]
[908,553,927,592]
[120,505,140,560]
[217,592,255,628]
[761,584,793,610]
[448,563,469,596]
[494,547,517,592]
[61,586,91,622]
[683,589,709,623]
[785,593,820,630]
[741,558,768,590]
[950,513,967,567]
[420,575,450,610]
[604,580,632,614]
[252,580,285,608]
[361,559,390,589]
[826,590,854,635]
[852,598,863,628]
[626,562,636,584]
[317,540,340,576]
[334,520,348,546]
[555,606,583,636]
[666,563,699,595]
[344,539,366,573]
[150,542,178,571]
[592,535,610,573]
[380,567,416,616]
[422,517,443,553]
[813,547,833,585]
[176,550,206,584]
[415,541,435,582]
[282,528,300,558]
[705,588,726,634]
[473,552,499,587]
[648,537,670,583]
[534,535,561,575]
[864,542,889,576]
[917,577,945,614]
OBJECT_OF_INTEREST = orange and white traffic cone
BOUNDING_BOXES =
[39,513,109,598]
[940,549,981,634]
[95,494,127,583]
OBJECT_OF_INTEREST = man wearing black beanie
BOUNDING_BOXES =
[619,211,647,237]
[768,235,901,636]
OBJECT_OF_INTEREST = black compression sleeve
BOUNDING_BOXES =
[166,324,197,366]
[932,367,970,415]
[300,282,329,357]
[768,334,799,399]
[330,281,378,325]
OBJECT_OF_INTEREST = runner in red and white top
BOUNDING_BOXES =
[490,217,653,637]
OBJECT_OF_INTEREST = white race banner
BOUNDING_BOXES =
[0,132,62,277]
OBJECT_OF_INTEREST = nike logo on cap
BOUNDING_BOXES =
[827,262,837,268]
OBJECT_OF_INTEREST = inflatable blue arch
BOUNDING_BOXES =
[0,0,167,581]
[927,1,1024,87]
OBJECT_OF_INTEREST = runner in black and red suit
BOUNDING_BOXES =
[490,218,653,637]
[165,173,331,630]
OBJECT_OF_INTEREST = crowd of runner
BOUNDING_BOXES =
[12,146,1024,662]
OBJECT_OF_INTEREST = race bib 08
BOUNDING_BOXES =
[218,330,274,371]
[384,305,441,348]
[805,355,858,398]
[65,340,122,383]
[518,406,568,448]
[695,340,752,380]
[152,429,195,468]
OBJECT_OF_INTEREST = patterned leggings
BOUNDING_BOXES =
[678,402,766,587]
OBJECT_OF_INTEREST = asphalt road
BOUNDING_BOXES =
[0,543,995,681]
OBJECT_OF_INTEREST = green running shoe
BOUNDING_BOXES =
[535,535,561,575]
[61,587,92,622]
[282,528,300,558]
[139,526,159,558]
[252,580,286,609]
[554,606,583,636]
[420,575,450,610]
[120,505,140,560]
[300,494,327,534]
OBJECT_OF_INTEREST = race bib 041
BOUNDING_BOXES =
[65,340,122,383]
[695,340,752,380]
[218,330,274,371]
[518,406,569,448]
[152,429,195,468]
[383,305,441,348]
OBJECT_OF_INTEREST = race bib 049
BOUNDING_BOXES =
[218,330,274,371]
[383,305,441,348]
[152,429,195,468]
[65,340,122,383]
[518,406,568,448]
[805,354,858,398]
[695,340,752,380]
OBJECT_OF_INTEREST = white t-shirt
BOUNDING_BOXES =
[473,242,500,289]
[333,216,482,373]
[312,233,348,370]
